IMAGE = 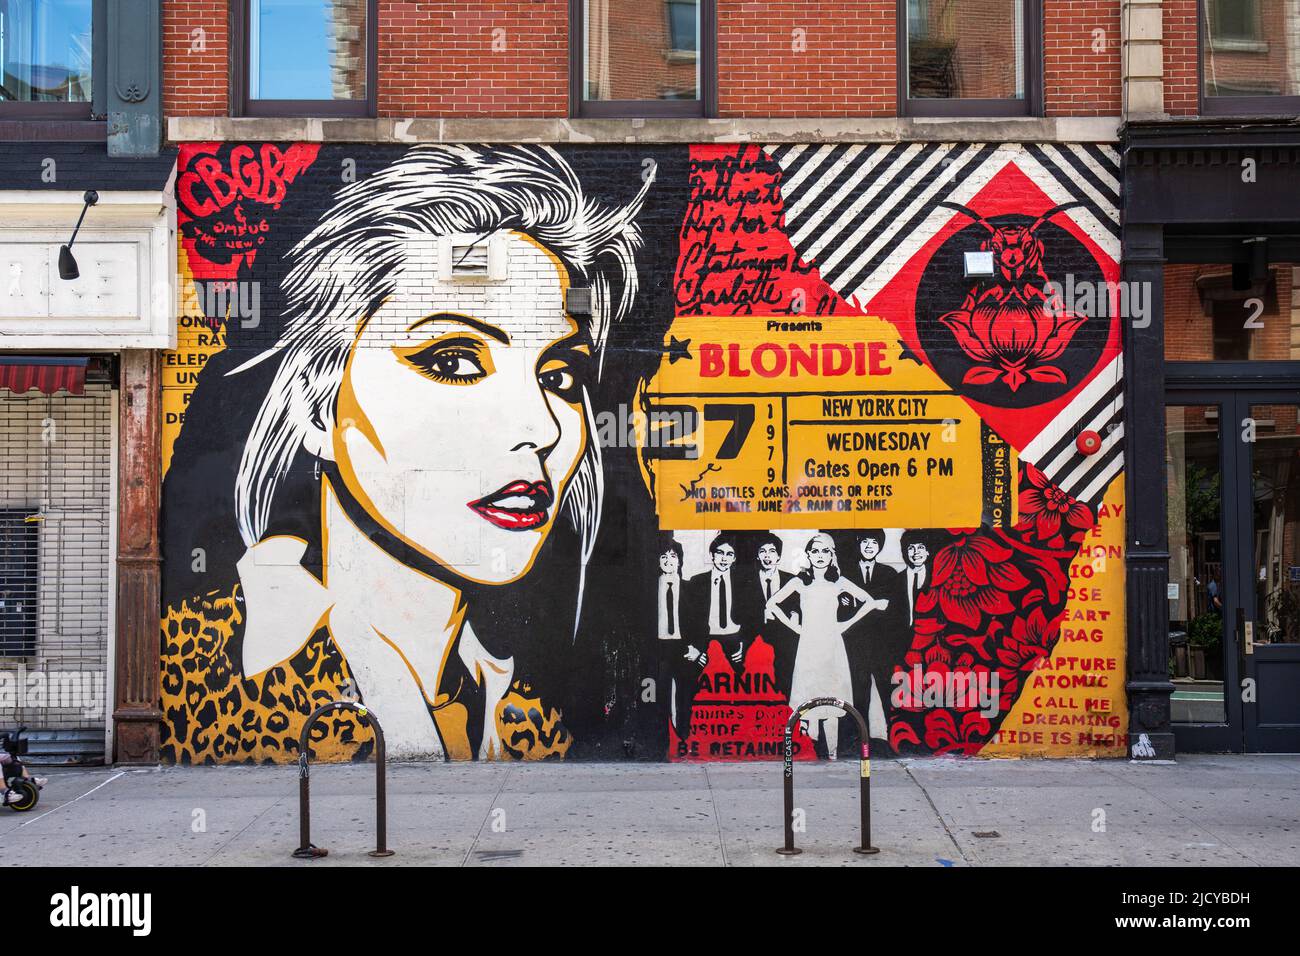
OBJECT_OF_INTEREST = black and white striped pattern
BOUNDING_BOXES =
[764,141,1125,506]
[1019,355,1125,509]
[1016,143,1120,258]
[763,142,1121,310]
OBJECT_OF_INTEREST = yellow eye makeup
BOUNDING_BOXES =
[395,335,495,385]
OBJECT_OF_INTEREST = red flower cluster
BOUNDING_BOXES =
[937,203,1089,393]
[1018,462,1094,546]
[889,462,1095,755]
[917,534,1029,630]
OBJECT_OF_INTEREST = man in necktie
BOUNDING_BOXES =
[658,544,683,641]
[899,530,932,629]
[655,535,702,742]
[840,529,902,737]
[735,532,797,696]
[683,532,743,667]
[892,529,936,747]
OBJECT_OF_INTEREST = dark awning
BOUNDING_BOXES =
[0,356,88,396]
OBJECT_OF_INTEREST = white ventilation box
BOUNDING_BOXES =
[438,234,509,282]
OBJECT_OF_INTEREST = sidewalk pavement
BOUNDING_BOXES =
[7,755,1299,866]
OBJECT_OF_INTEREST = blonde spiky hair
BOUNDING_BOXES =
[230,144,653,620]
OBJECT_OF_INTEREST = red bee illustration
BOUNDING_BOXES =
[935,201,1086,393]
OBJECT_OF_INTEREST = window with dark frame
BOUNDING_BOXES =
[0,0,93,120]
[233,0,376,118]
[571,0,716,118]
[1202,0,1300,114]
[667,1,697,54]
[1210,0,1261,43]
[899,0,1042,117]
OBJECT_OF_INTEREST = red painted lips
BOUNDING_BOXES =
[468,480,554,531]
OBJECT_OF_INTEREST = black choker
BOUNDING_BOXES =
[319,462,462,586]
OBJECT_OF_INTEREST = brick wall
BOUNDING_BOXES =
[327,0,369,99]
[164,0,230,117]
[588,0,700,102]
[1163,263,1300,362]
[1160,0,1300,116]
[378,0,568,117]
[1043,0,1121,116]
[159,141,1127,763]
[0,384,112,731]
[716,0,896,117]
[162,1,1126,120]
[1202,1,1299,98]
[1164,0,1199,116]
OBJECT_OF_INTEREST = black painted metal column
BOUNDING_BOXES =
[1122,221,1175,760]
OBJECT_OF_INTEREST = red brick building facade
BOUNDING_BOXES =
[164,0,1125,119]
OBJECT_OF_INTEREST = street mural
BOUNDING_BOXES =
[160,141,1127,763]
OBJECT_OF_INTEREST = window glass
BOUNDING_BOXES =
[249,0,367,101]
[667,1,697,53]
[0,0,92,103]
[1167,404,1228,723]
[1203,0,1299,98]
[584,0,699,102]
[1249,401,1300,647]
[907,0,1024,100]
[1164,263,1300,362]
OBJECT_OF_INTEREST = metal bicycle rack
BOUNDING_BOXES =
[777,696,879,856]
[293,701,394,859]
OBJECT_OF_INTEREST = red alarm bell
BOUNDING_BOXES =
[1076,430,1102,455]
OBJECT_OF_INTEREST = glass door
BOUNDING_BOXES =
[1166,398,1243,751]
[1239,396,1300,751]
[1167,391,1300,752]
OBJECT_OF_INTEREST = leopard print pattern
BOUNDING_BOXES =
[496,680,573,760]
[160,589,572,763]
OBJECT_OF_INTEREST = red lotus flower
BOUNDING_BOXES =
[918,534,1030,630]
[1018,463,1094,542]
[941,288,1086,392]
[936,205,1088,392]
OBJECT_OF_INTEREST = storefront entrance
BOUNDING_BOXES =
[1167,387,1300,752]
[0,359,114,763]
[1121,121,1300,759]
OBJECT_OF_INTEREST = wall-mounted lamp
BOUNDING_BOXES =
[963,250,994,278]
[58,190,99,281]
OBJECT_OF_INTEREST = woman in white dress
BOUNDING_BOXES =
[766,533,888,759]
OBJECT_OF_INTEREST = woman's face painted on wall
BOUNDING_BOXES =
[332,232,590,585]
[806,534,835,570]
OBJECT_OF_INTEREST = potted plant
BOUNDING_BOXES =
[1187,611,1223,681]
[1265,583,1300,644]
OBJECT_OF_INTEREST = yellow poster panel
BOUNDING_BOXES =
[645,314,1015,531]
[983,473,1128,757]
[162,258,227,476]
